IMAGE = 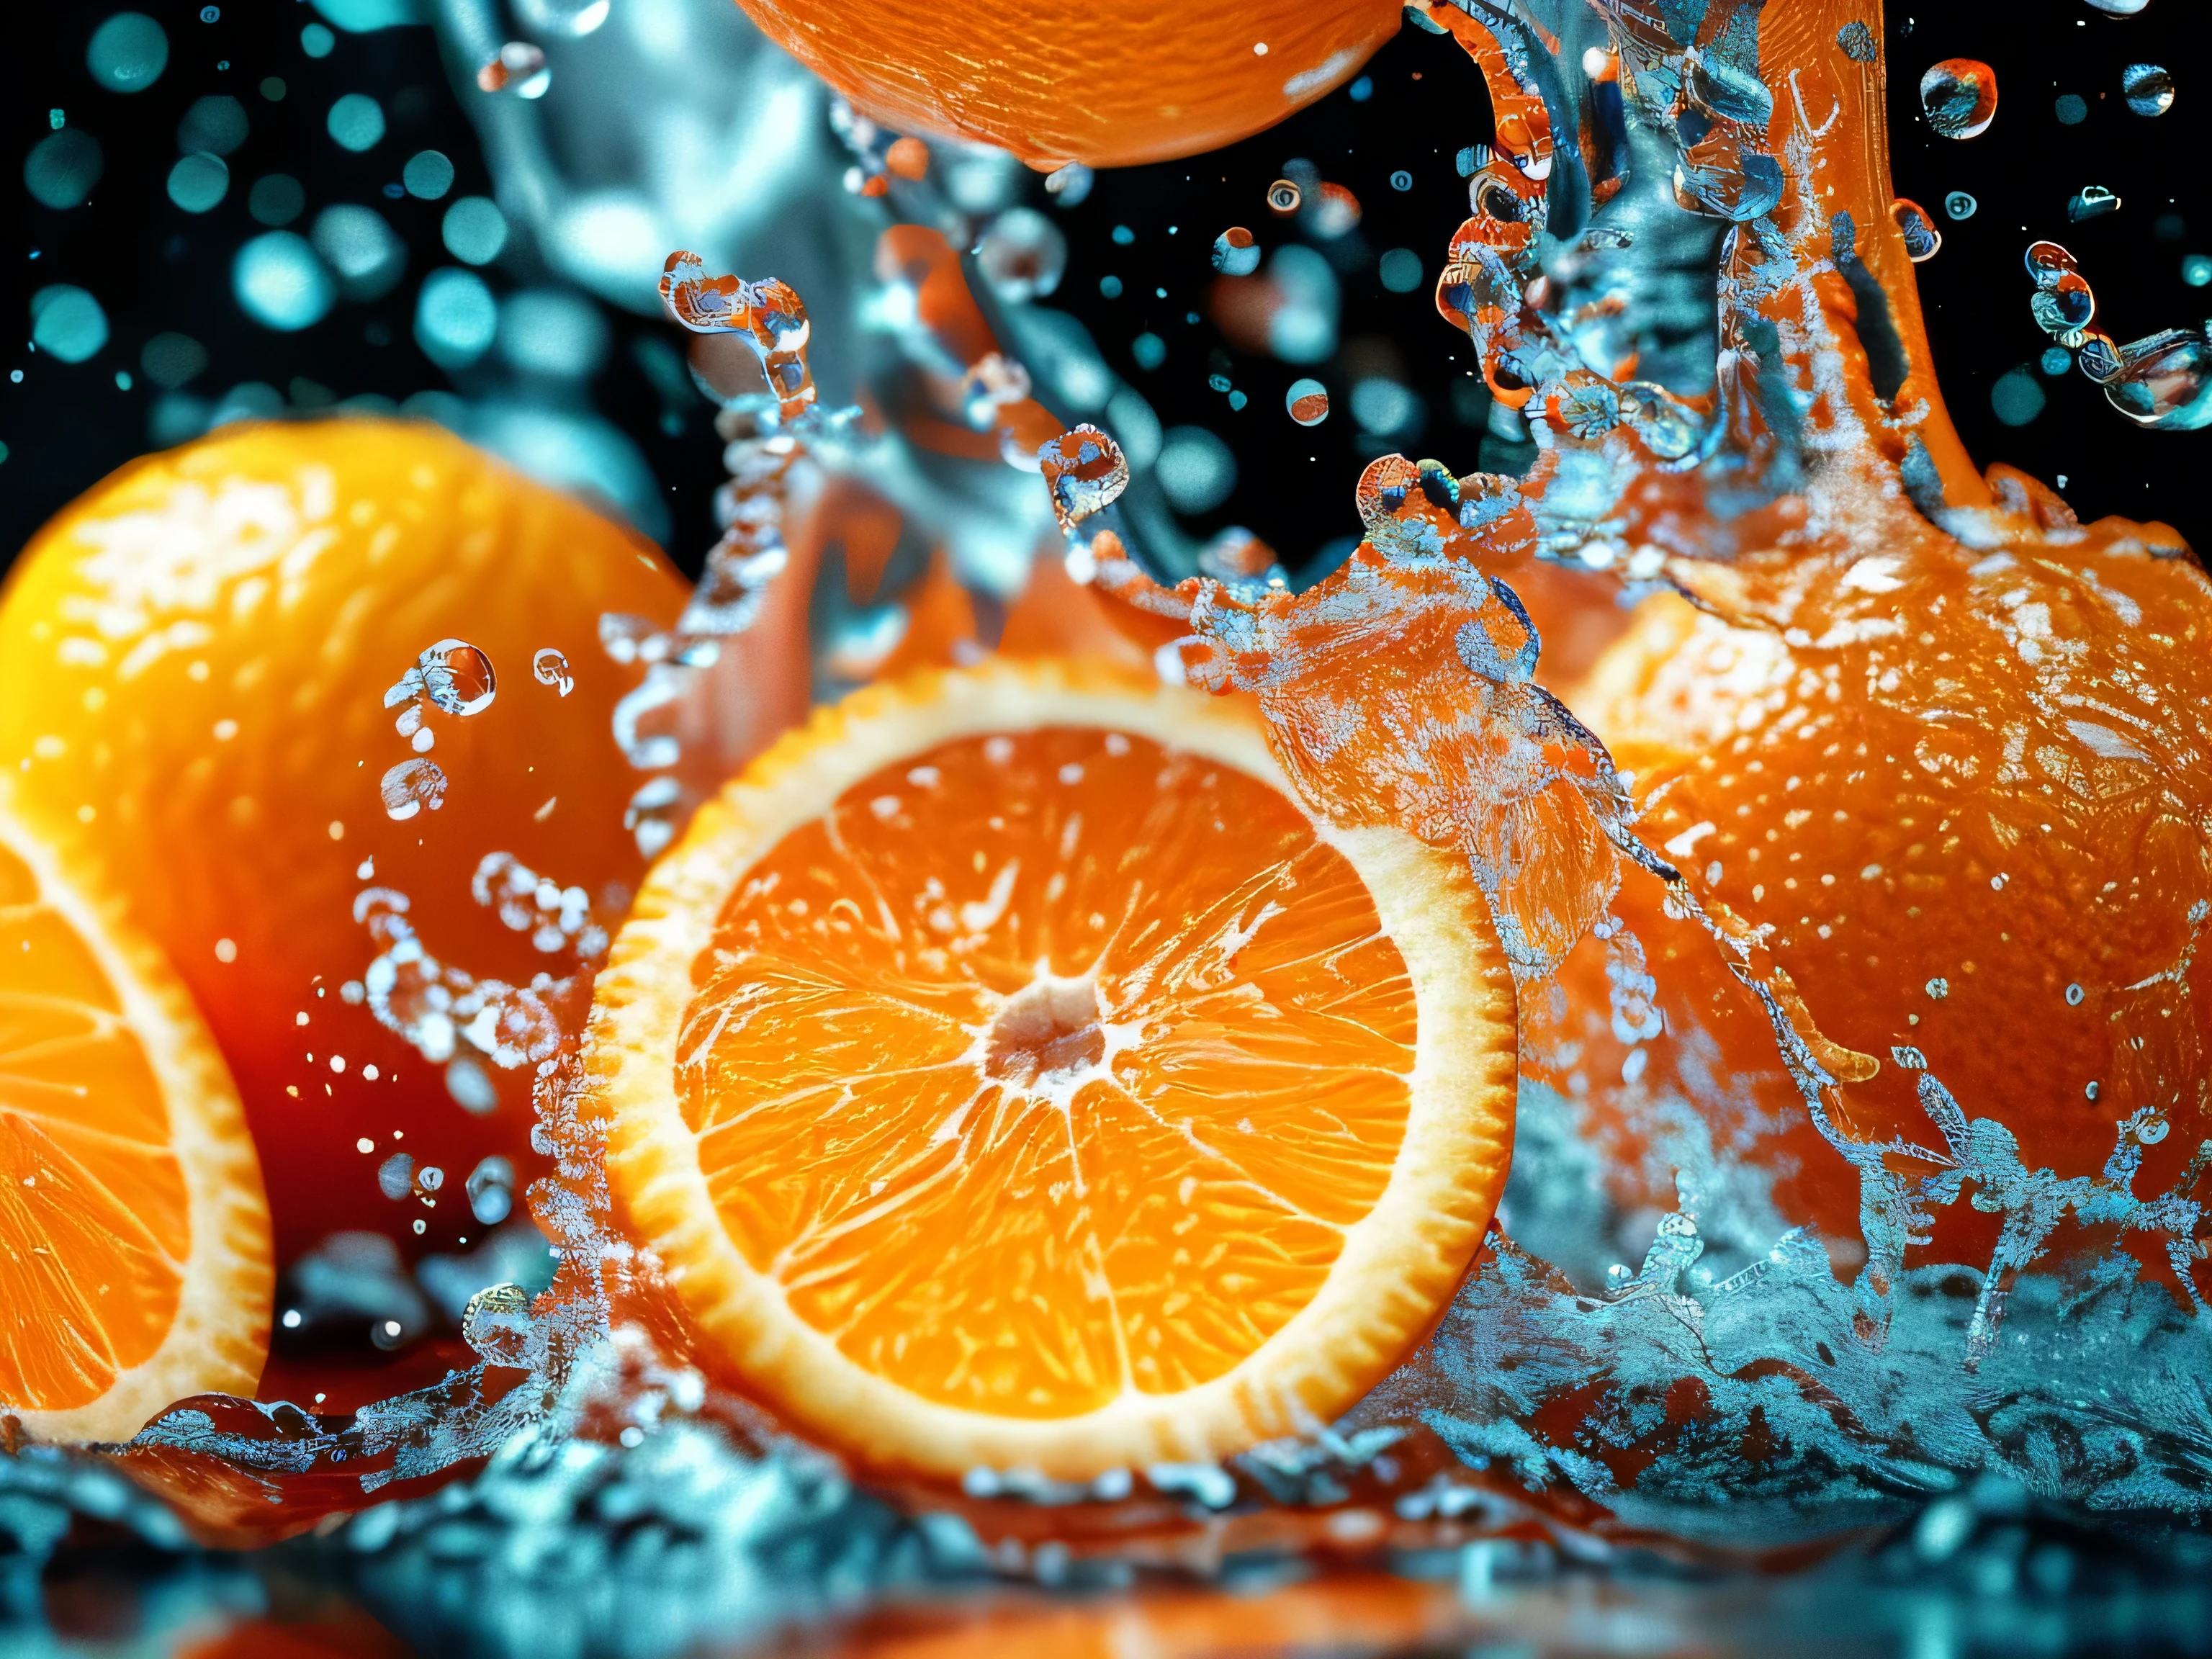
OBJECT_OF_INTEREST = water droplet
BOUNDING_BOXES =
[2097,327,2212,430]
[86,12,169,94]
[1044,162,1093,206]
[2139,1116,2171,1146]
[2067,185,2122,222]
[461,1282,534,1366]
[1891,198,1942,262]
[22,130,104,210]
[1306,182,1361,238]
[465,1155,515,1225]
[1212,226,1261,276]
[1389,168,1413,192]
[176,94,248,157]
[415,267,498,368]
[412,639,498,715]
[377,1151,415,1200]
[403,149,455,201]
[1944,190,1977,220]
[1155,426,1238,514]
[247,173,304,228]
[381,757,449,820]
[477,41,549,95]
[1925,976,1950,1000]
[532,647,575,696]
[1038,424,1130,534]
[1920,59,1998,140]
[2122,63,2174,118]
[2066,982,2086,1005]
[976,207,1066,303]
[233,231,333,331]
[446,1053,499,1113]
[311,204,406,300]
[325,93,386,153]
[1285,377,1330,426]
[441,196,508,266]
[1378,248,1424,293]
[2054,93,2088,127]
[1266,178,1303,215]
[28,286,109,363]
[513,0,611,36]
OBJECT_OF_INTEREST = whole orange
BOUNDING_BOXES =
[0,419,689,1368]
[733,0,1400,167]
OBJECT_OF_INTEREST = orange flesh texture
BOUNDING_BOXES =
[0,836,189,1410]
[730,0,1402,168]
[0,420,690,1274]
[680,727,1419,1416]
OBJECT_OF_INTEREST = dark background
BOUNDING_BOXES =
[4,0,2206,578]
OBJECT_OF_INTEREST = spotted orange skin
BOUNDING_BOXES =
[732,0,1401,167]
[0,421,689,1295]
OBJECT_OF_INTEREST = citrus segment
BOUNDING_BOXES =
[590,659,1516,1477]
[0,797,271,1442]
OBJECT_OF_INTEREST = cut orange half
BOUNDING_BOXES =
[585,658,1516,1479]
[1,793,271,1442]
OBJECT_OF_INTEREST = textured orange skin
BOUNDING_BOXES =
[0,421,689,1292]
[732,0,1401,167]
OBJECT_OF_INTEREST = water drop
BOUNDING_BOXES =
[532,647,575,696]
[2139,1116,2171,1146]
[86,12,168,94]
[1212,227,1261,276]
[415,639,498,715]
[513,0,611,35]
[1390,168,1413,192]
[441,196,508,265]
[29,286,109,363]
[415,267,498,367]
[1944,190,1977,220]
[325,93,386,153]
[381,757,449,819]
[1307,182,1361,238]
[1266,178,1303,215]
[377,1151,415,1200]
[2067,185,2121,222]
[403,149,456,200]
[311,204,406,300]
[2098,328,2212,430]
[1044,163,1093,206]
[1891,198,1942,262]
[476,41,548,95]
[1920,59,1998,140]
[1285,377,1330,426]
[247,173,305,228]
[233,231,333,331]
[461,1282,534,1366]
[22,130,104,210]
[2123,63,2173,117]
[176,94,248,157]
[465,1155,515,1224]
[167,153,228,213]
[975,207,1066,303]
[1038,424,1130,535]
[1925,976,1950,1000]
[1378,248,1424,292]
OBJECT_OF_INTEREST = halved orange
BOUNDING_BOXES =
[584,657,1516,1479]
[1,791,271,1442]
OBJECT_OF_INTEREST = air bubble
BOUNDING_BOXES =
[1920,59,1997,140]
[380,757,449,820]
[532,647,575,696]
[1286,378,1329,425]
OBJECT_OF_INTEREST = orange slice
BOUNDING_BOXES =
[1,792,271,1442]
[585,657,1516,1479]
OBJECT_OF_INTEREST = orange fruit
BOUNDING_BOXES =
[581,656,1516,1479]
[1,790,271,1442]
[732,0,1401,168]
[0,419,690,1364]
[1565,511,2212,1275]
